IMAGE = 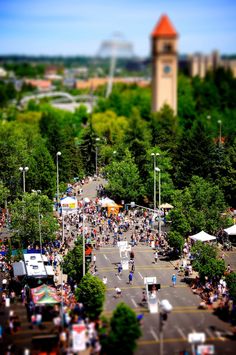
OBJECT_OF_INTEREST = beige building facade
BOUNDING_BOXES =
[188,50,236,78]
[151,15,178,115]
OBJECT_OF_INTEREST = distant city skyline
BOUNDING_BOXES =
[0,0,235,57]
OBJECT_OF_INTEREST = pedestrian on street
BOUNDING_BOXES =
[115,287,122,298]
[128,271,133,285]
[141,291,147,304]
[130,250,135,260]
[131,260,135,273]
[102,276,107,285]
[171,273,177,287]
[93,253,96,266]
[117,262,122,276]
[154,251,158,264]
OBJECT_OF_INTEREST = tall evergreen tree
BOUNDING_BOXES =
[173,119,215,188]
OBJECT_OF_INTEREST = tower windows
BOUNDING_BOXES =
[163,43,172,52]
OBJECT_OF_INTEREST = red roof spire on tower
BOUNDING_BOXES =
[152,14,178,38]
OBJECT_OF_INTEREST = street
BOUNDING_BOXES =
[82,178,236,355]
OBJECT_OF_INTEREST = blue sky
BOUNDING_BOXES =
[0,0,235,57]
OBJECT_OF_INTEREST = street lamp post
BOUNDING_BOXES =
[56,152,61,213]
[218,120,222,146]
[155,166,161,237]
[32,190,42,254]
[151,153,159,210]
[82,207,85,277]
[19,167,29,193]
[95,138,100,177]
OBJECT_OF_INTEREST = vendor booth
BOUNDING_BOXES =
[189,230,216,243]
[98,197,122,215]
[60,196,77,214]
[224,224,236,236]
[31,284,60,305]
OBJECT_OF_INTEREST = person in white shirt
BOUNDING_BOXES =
[102,276,107,285]
[93,254,96,266]
[115,287,122,298]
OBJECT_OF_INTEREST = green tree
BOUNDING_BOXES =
[124,107,151,147]
[91,110,128,145]
[178,75,196,129]
[62,237,86,283]
[0,121,29,199]
[102,302,142,355]
[0,181,10,206]
[104,149,144,203]
[191,241,225,281]
[169,176,227,236]
[167,231,185,257]
[173,119,215,189]
[10,193,58,247]
[75,273,106,320]
[225,272,236,300]
[39,106,84,182]
[149,105,178,152]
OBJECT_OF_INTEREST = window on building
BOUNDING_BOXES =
[163,43,172,52]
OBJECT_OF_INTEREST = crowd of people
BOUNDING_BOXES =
[0,175,235,353]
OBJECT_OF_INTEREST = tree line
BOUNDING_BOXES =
[0,67,235,246]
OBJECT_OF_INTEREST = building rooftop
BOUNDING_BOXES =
[152,14,178,38]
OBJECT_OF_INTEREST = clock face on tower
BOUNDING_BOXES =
[163,65,172,74]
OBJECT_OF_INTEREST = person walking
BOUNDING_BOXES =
[102,276,107,285]
[128,271,133,285]
[115,287,122,298]
[154,251,158,264]
[117,262,122,276]
[171,273,177,287]
[93,253,96,267]
[131,260,135,273]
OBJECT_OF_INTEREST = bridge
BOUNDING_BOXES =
[20,91,98,106]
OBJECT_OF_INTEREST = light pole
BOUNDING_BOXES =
[95,138,100,177]
[32,190,42,254]
[155,166,161,237]
[19,167,29,193]
[218,120,222,146]
[56,152,61,213]
[151,153,160,210]
[159,299,172,355]
[83,208,85,277]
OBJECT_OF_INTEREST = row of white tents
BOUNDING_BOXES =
[189,224,236,243]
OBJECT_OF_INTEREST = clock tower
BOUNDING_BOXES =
[151,15,178,114]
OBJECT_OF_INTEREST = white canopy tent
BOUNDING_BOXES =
[98,197,116,208]
[224,224,236,236]
[60,196,77,214]
[189,230,216,242]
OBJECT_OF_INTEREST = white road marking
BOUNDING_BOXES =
[131,298,138,308]
[117,275,121,281]
[215,331,225,341]
[150,327,159,341]
[103,254,110,262]
[176,327,186,339]
[138,272,143,279]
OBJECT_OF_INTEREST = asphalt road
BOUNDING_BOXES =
[80,178,236,355]
[95,243,236,355]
